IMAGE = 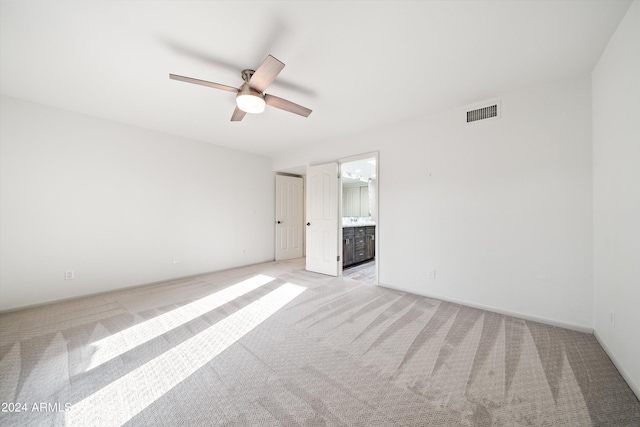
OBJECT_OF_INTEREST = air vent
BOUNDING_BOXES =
[466,103,500,123]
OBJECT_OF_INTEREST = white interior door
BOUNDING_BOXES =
[275,175,304,261]
[306,163,339,276]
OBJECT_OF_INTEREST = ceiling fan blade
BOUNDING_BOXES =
[169,74,238,93]
[264,94,312,117]
[230,106,246,122]
[248,55,285,93]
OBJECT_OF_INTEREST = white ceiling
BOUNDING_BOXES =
[0,1,631,158]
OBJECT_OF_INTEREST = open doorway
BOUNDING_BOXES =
[339,153,378,285]
[277,152,378,283]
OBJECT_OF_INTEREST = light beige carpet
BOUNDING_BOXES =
[1,258,639,426]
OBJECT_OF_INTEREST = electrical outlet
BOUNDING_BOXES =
[428,269,436,279]
[65,270,75,280]
[173,258,179,264]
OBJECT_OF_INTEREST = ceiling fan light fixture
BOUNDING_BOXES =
[236,83,265,114]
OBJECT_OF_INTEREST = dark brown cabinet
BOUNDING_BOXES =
[354,227,366,263]
[365,226,375,260]
[343,225,375,268]
[343,227,356,266]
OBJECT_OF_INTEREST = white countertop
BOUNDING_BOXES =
[343,222,376,228]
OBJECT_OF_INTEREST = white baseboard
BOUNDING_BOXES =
[377,282,593,334]
[594,330,640,401]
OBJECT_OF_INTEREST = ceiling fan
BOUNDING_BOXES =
[170,55,312,121]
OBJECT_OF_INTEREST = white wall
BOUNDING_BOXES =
[0,96,275,311]
[274,74,594,330]
[592,0,640,397]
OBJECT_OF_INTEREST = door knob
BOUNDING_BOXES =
[277,221,281,224]
[306,222,311,226]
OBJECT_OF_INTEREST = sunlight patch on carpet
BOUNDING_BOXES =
[66,282,305,427]
[86,274,276,371]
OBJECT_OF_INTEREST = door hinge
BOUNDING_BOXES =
[337,255,341,262]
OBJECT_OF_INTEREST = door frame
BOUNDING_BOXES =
[338,151,379,284]
[275,174,304,261]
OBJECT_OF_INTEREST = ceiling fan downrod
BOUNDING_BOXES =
[241,69,255,83]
